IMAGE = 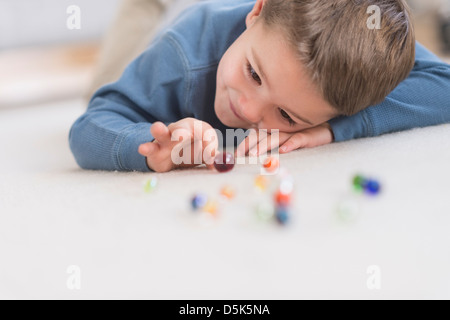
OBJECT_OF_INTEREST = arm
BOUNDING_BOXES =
[329,42,450,142]
[69,32,190,172]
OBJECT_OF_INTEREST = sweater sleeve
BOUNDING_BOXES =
[69,32,190,172]
[329,42,450,142]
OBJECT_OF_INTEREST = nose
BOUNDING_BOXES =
[238,95,264,126]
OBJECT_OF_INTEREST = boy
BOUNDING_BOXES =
[70,0,450,173]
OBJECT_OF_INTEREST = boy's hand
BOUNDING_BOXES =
[236,123,334,157]
[138,118,219,173]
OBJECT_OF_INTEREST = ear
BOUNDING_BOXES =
[245,0,265,28]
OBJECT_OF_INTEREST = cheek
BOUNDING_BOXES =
[220,54,244,89]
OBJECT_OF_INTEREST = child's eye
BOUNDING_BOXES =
[278,108,297,126]
[246,63,262,85]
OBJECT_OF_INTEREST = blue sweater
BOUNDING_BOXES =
[69,0,450,172]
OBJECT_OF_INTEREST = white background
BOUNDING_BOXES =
[0,0,120,49]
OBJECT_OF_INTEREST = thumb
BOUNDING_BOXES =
[138,142,160,156]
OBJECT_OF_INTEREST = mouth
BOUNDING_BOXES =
[229,100,246,123]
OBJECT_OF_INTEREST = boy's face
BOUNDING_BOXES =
[215,0,338,133]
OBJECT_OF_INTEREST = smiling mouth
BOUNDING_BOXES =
[230,100,246,122]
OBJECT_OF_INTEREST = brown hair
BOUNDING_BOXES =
[261,0,415,116]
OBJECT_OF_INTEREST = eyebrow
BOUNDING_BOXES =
[251,47,315,126]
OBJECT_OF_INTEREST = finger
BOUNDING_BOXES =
[280,124,334,153]
[249,132,280,157]
[249,136,266,157]
[192,136,205,166]
[138,142,160,156]
[167,119,192,132]
[173,141,210,170]
[279,133,306,154]
[202,141,217,170]
[177,120,218,166]
[186,120,218,149]
[202,128,219,166]
[167,121,193,146]
[248,129,274,157]
[167,119,197,138]
[205,162,216,171]
[267,130,283,154]
[150,122,171,144]
[236,129,259,157]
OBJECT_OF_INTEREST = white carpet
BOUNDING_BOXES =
[1,98,450,299]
